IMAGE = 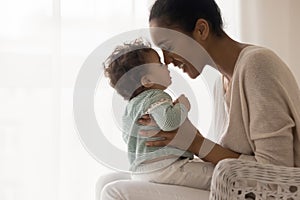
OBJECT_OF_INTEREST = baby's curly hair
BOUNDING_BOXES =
[104,38,155,100]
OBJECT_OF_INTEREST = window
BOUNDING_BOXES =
[0,1,239,199]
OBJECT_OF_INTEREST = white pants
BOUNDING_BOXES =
[132,158,214,190]
[100,179,211,200]
[99,158,214,200]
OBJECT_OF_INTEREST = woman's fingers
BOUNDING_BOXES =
[139,129,161,137]
[146,139,170,147]
[137,114,157,126]
[140,129,177,138]
[139,118,201,154]
[141,130,177,147]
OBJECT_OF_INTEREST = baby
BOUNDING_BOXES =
[104,38,214,190]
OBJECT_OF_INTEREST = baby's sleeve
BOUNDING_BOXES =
[145,94,188,131]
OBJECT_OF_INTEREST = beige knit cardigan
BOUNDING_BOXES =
[218,46,300,167]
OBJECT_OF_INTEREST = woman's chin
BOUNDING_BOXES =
[186,71,200,79]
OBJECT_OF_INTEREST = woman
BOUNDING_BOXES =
[145,0,300,167]
[100,0,300,199]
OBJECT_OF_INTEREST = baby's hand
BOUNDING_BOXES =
[175,94,191,111]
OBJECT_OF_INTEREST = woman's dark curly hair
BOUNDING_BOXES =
[104,38,155,100]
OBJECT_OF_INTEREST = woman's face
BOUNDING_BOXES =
[149,19,212,79]
[161,49,200,79]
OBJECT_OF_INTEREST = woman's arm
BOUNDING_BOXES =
[139,117,240,165]
[193,134,240,164]
[236,51,296,166]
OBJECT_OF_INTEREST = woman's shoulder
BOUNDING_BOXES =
[232,45,299,95]
[238,45,279,63]
[236,45,290,77]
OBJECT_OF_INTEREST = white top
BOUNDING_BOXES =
[217,46,300,167]
[209,75,229,143]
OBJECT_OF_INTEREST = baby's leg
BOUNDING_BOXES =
[158,158,214,190]
[132,158,215,190]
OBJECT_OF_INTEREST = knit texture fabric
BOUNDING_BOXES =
[219,46,300,167]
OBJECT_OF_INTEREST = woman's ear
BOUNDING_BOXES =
[141,75,153,88]
[192,18,210,41]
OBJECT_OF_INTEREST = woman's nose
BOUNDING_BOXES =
[162,50,173,64]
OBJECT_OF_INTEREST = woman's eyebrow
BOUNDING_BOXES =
[156,39,168,47]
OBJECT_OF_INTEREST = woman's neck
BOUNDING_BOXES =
[207,33,248,80]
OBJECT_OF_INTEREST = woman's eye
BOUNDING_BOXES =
[165,46,172,51]
[160,44,172,51]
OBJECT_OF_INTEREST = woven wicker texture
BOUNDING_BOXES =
[210,159,300,200]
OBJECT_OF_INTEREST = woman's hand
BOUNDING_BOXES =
[137,114,157,126]
[138,116,204,154]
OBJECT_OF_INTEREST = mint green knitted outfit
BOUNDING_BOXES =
[122,89,194,171]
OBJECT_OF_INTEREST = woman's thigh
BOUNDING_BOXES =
[100,180,210,200]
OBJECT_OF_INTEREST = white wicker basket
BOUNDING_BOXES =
[210,159,300,200]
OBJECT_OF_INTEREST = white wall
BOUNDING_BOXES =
[239,0,300,85]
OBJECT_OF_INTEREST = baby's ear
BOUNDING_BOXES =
[141,75,153,88]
